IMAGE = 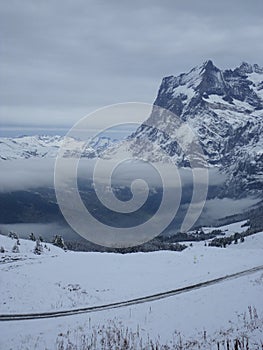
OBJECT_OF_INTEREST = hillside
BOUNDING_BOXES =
[1,227,263,348]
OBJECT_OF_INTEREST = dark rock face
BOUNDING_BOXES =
[223,69,262,108]
[127,60,263,198]
[197,61,226,96]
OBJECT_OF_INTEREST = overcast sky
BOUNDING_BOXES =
[1,0,263,131]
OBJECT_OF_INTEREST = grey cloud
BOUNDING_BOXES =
[0,158,55,192]
[1,0,263,128]
[0,157,225,193]
[201,197,260,224]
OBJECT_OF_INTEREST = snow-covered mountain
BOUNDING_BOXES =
[0,135,117,160]
[1,61,262,198]
[121,61,263,197]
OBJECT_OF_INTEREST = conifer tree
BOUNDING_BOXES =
[34,239,43,255]
[52,235,67,250]
[29,232,36,241]
[12,243,20,253]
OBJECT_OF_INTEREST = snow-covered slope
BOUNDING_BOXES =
[1,226,263,313]
[1,229,263,349]
[0,234,64,262]
[201,220,249,237]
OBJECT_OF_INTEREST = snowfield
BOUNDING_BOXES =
[0,226,263,349]
[201,220,249,236]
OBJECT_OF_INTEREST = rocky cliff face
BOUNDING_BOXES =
[126,61,263,198]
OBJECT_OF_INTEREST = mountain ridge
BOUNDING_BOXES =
[124,60,263,197]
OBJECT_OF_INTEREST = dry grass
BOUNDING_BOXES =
[55,306,263,350]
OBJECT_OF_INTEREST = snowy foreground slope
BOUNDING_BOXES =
[0,227,263,349]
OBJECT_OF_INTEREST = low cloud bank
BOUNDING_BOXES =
[0,159,55,192]
[0,158,226,193]
[200,197,260,224]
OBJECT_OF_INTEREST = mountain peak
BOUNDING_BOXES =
[235,62,263,75]
[196,60,225,96]
[237,62,253,74]
[202,60,218,70]
[253,63,263,74]
[126,61,263,198]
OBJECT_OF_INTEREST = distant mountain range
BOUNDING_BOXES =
[0,135,117,160]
